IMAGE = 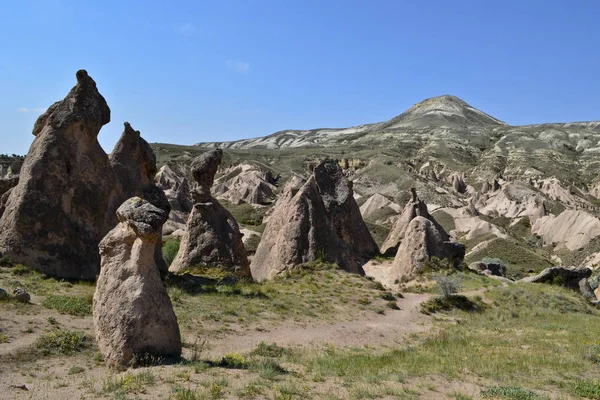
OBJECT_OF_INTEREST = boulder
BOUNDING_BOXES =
[380,189,448,256]
[0,70,113,280]
[467,261,506,277]
[0,288,7,299]
[169,150,250,276]
[94,197,181,368]
[390,216,465,279]
[521,266,592,289]
[250,160,378,281]
[13,287,30,303]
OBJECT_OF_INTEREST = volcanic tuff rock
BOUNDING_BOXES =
[390,216,465,280]
[110,122,172,274]
[213,163,277,205]
[0,71,167,280]
[94,198,181,368]
[380,189,448,256]
[169,149,250,276]
[155,163,192,214]
[0,70,113,280]
[250,159,378,282]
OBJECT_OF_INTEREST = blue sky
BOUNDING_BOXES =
[1,0,599,155]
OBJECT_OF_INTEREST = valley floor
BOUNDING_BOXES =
[1,263,600,399]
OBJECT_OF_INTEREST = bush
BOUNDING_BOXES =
[480,385,549,399]
[36,330,91,355]
[433,274,462,299]
[162,239,180,266]
[481,257,506,268]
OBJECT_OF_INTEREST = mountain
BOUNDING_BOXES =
[196,95,508,150]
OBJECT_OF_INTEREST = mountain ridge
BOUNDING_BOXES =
[195,94,599,150]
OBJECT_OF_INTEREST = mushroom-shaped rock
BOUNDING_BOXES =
[380,189,448,256]
[390,216,465,280]
[93,197,181,369]
[0,70,112,279]
[169,150,250,276]
[250,160,378,282]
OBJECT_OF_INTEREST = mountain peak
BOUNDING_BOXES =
[391,95,507,127]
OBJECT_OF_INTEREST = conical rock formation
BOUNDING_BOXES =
[250,159,378,281]
[380,189,448,256]
[169,149,250,276]
[0,70,113,279]
[390,216,465,279]
[94,197,181,368]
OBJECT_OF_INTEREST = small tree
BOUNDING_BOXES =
[433,274,462,299]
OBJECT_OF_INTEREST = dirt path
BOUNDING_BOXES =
[201,292,432,357]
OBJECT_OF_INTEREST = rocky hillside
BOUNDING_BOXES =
[152,94,600,279]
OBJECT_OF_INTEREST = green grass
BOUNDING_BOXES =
[480,385,549,399]
[432,209,456,232]
[569,378,600,399]
[36,330,92,356]
[464,238,553,279]
[167,262,393,337]
[280,283,600,396]
[42,294,92,316]
[102,371,156,396]
[163,238,181,266]
[218,199,266,226]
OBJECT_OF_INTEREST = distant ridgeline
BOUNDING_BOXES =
[0,154,25,175]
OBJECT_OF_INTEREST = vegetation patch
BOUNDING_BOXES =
[163,238,181,266]
[464,238,553,279]
[36,330,92,356]
[432,209,456,232]
[480,385,549,399]
[42,294,92,316]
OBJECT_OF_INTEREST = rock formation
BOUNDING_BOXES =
[521,266,592,290]
[389,216,465,280]
[250,159,378,282]
[380,189,448,256]
[213,164,277,205]
[0,70,113,280]
[0,71,167,280]
[155,163,192,215]
[94,197,181,368]
[109,122,171,274]
[169,149,250,276]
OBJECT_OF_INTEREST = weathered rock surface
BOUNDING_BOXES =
[13,287,30,303]
[468,261,506,277]
[521,266,592,289]
[0,70,113,280]
[213,164,277,205]
[390,216,465,280]
[110,122,171,274]
[250,160,378,281]
[380,189,448,256]
[0,72,167,280]
[94,197,181,368]
[532,210,600,251]
[156,163,192,214]
[169,150,250,276]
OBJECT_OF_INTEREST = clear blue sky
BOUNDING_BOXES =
[1,0,599,155]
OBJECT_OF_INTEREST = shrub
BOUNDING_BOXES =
[162,239,180,266]
[219,352,247,369]
[433,274,462,299]
[481,257,506,268]
[36,330,91,355]
[11,264,33,275]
